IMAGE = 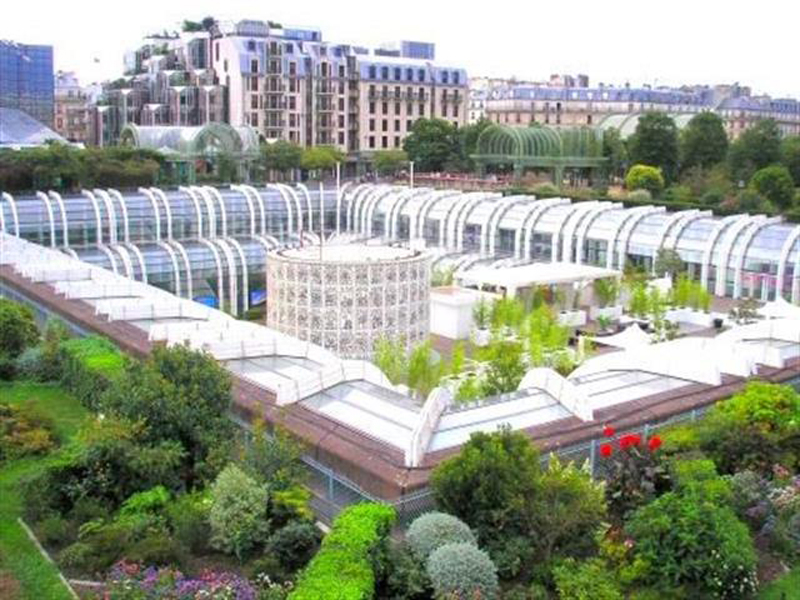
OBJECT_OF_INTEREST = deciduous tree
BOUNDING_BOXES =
[628,112,679,183]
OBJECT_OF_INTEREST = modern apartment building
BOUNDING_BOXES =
[484,80,800,138]
[94,20,468,155]
[0,40,54,128]
[54,71,90,143]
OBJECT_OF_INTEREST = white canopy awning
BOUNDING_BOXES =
[758,297,800,320]
[455,262,620,293]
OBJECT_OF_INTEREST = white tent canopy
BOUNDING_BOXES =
[758,297,800,320]
[590,324,651,350]
[455,262,620,297]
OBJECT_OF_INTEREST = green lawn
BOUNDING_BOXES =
[0,381,88,600]
[758,566,800,599]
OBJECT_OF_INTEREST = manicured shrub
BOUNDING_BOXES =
[671,458,732,504]
[0,297,39,359]
[426,542,499,600]
[209,463,270,559]
[625,165,664,195]
[406,512,476,562]
[377,543,431,600]
[626,491,757,597]
[268,522,322,572]
[289,503,396,600]
[59,336,124,410]
[166,491,211,554]
[0,401,56,461]
[552,558,623,600]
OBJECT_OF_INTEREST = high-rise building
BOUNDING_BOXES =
[93,20,468,155]
[54,71,90,143]
[0,40,54,128]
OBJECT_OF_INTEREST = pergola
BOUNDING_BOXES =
[120,122,260,184]
[471,124,608,183]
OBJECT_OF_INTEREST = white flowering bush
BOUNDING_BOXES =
[406,511,476,561]
[426,542,499,600]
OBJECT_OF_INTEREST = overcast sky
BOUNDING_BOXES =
[2,0,797,98]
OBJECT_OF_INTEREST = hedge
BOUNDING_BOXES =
[289,503,396,600]
[59,336,124,410]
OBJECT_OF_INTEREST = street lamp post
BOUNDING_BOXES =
[409,160,415,189]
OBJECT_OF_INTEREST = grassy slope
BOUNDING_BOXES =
[0,382,88,600]
[758,566,800,600]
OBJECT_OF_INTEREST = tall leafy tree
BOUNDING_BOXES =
[402,118,459,172]
[454,117,493,171]
[262,140,302,179]
[602,127,628,181]
[749,165,796,210]
[373,149,408,176]
[780,135,800,186]
[628,112,679,183]
[728,118,782,184]
[680,112,729,171]
[300,145,345,175]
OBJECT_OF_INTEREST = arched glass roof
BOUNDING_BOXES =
[120,123,260,157]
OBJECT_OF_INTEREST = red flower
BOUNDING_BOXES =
[619,434,641,449]
[602,425,615,438]
[600,443,613,457]
[647,435,662,452]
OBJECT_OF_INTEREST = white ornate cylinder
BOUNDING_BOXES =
[266,244,430,359]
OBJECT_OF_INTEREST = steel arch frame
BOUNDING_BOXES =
[156,241,182,297]
[107,189,130,243]
[1,193,20,236]
[519,198,570,260]
[138,187,162,241]
[35,192,57,248]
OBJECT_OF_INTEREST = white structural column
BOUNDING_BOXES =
[82,190,103,244]
[361,186,392,236]
[97,245,119,274]
[168,240,193,299]
[1,193,20,236]
[347,184,373,233]
[242,185,265,235]
[450,193,487,250]
[93,189,118,244]
[559,201,601,263]
[389,188,424,239]
[355,185,383,235]
[48,191,69,248]
[519,198,570,260]
[713,215,758,296]
[732,217,781,298]
[124,242,148,284]
[483,196,525,256]
[413,190,457,239]
[197,239,225,311]
[336,181,353,235]
[663,210,712,251]
[776,226,800,302]
[194,186,217,238]
[603,205,654,269]
[213,238,238,316]
[615,207,666,270]
[281,185,305,235]
[35,192,57,248]
[573,202,622,265]
[231,185,256,236]
[150,188,173,240]
[204,186,227,237]
[700,215,743,291]
[179,186,203,239]
[456,193,492,252]
[226,237,250,312]
[107,189,130,243]
[296,183,313,233]
[112,244,134,277]
[156,241,182,297]
[547,202,583,264]
[138,187,162,241]
[267,184,295,238]
[367,187,398,237]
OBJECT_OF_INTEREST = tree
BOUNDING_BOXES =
[240,420,306,491]
[602,128,628,181]
[0,298,40,359]
[403,118,459,172]
[728,118,782,183]
[300,146,344,176]
[209,463,270,559]
[262,140,302,179]
[653,248,685,278]
[430,427,542,542]
[750,165,796,210]
[625,164,665,195]
[373,337,408,384]
[780,135,800,186]
[373,149,408,176]
[480,340,526,397]
[99,344,234,486]
[407,340,443,399]
[454,117,493,171]
[628,112,679,183]
[680,112,729,172]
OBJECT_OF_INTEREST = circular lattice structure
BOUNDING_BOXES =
[266,244,430,359]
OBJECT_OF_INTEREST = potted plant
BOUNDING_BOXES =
[472,297,492,347]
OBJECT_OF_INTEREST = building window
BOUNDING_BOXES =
[224,59,228,72]
[394,136,400,147]
[339,115,345,127]
[250,59,258,74]
[406,68,413,81]
[289,62,297,76]
[382,135,388,148]
[289,96,296,109]
[215,42,219,61]
[338,132,345,145]
[285,43,293,53]
[369,119,375,131]
[251,113,259,126]
[248,40,256,51]
[442,71,449,84]
[419,103,425,116]
[395,102,401,115]
[418,69,425,82]
[368,65,376,79]
[382,102,388,114]
[339,65,345,77]
[453,105,459,118]
[407,102,413,114]
[289,114,296,127]
[251,76,259,91]
[338,97,344,110]
[369,102,376,114]
[369,84,375,96]
[251,95,259,109]
[382,119,388,131]
[394,119,400,130]
[369,136,375,148]
[453,72,460,85]
[394,67,401,80]
[442,104,447,117]
[407,119,413,130]
[587,114,593,124]
[381,66,389,79]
